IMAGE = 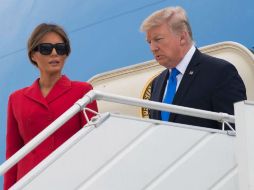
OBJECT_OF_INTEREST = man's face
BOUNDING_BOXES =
[146,23,183,68]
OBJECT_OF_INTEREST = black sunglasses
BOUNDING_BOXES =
[33,43,69,55]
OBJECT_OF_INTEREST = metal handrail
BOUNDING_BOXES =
[94,90,235,123]
[0,90,235,175]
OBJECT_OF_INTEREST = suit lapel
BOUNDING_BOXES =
[24,79,49,108]
[152,70,169,120]
[170,49,201,121]
[155,70,169,102]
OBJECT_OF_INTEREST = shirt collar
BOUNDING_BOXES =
[174,45,196,75]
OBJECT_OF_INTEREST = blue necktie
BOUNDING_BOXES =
[161,68,180,121]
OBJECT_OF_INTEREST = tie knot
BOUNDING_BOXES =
[170,68,180,78]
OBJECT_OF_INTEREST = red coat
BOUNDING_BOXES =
[4,75,98,190]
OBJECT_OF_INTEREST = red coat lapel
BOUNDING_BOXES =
[23,79,48,108]
[23,75,72,107]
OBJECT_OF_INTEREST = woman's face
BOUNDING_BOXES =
[31,32,68,76]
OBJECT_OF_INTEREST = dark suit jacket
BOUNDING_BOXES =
[149,49,246,129]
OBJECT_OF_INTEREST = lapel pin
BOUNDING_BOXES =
[189,70,194,75]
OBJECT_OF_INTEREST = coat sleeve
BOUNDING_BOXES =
[4,95,24,190]
[211,63,247,115]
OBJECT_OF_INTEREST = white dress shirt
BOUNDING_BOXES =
[163,45,196,99]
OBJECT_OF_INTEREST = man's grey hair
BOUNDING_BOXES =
[140,6,193,41]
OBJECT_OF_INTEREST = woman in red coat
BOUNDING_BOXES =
[4,23,98,189]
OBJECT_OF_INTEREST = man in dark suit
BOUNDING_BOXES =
[140,6,246,129]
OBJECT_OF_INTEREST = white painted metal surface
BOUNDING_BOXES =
[0,90,234,178]
[0,92,96,176]
[234,101,254,190]
[11,114,237,190]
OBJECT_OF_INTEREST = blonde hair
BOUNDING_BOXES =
[140,6,193,41]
